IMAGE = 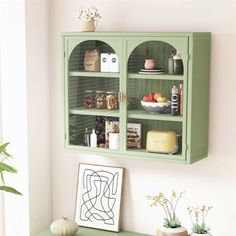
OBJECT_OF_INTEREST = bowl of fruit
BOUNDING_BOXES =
[141,92,171,113]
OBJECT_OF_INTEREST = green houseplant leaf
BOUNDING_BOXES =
[0,186,22,195]
[0,162,17,173]
[0,141,22,195]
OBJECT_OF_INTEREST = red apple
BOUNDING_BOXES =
[148,92,155,101]
[143,95,150,102]
[154,93,161,101]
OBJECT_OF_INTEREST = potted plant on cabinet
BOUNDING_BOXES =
[147,191,188,236]
[0,141,22,195]
[187,205,212,236]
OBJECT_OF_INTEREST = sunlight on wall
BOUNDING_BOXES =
[0,1,30,235]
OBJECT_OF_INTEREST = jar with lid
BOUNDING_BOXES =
[84,90,95,108]
[95,90,106,109]
[106,91,118,110]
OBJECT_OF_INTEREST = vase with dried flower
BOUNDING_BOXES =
[75,7,101,32]
[187,205,213,236]
[147,191,188,236]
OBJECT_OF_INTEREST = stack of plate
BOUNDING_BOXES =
[139,68,165,75]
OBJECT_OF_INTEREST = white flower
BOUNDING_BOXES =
[75,6,101,21]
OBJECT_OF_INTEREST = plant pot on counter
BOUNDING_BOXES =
[156,226,188,236]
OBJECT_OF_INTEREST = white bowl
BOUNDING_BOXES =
[141,100,171,113]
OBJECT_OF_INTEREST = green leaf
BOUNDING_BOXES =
[0,172,5,183]
[0,142,9,152]
[0,162,17,173]
[0,185,22,195]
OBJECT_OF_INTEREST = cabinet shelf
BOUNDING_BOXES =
[126,148,184,162]
[128,110,183,122]
[70,108,120,117]
[128,73,184,81]
[69,71,120,78]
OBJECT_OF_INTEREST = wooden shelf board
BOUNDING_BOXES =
[128,110,183,122]
[37,227,150,236]
[128,73,184,80]
[69,71,120,78]
[70,108,120,117]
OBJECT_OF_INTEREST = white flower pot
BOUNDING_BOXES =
[82,18,97,32]
[156,226,188,236]
[191,233,211,236]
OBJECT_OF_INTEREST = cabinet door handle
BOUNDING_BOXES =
[118,92,122,103]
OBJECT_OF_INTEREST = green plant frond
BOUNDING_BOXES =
[0,172,5,183]
[0,162,17,173]
[0,186,22,195]
[192,224,209,234]
[163,217,181,228]
[0,142,10,152]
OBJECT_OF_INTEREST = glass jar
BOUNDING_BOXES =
[95,90,106,109]
[106,91,118,110]
[84,90,94,108]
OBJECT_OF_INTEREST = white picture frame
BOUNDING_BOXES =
[75,163,124,232]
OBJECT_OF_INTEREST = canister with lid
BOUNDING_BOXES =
[95,90,106,109]
[106,91,118,110]
[84,90,94,108]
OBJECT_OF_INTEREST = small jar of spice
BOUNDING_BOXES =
[106,91,118,110]
[95,90,106,109]
[84,90,94,108]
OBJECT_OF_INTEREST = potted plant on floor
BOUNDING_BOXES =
[0,141,22,195]
[187,205,212,236]
[147,191,188,236]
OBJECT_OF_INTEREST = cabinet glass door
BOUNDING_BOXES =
[125,38,188,161]
[64,38,122,152]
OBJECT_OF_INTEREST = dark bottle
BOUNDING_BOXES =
[168,51,175,74]
[173,51,183,74]
[83,128,90,146]
[171,86,180,116]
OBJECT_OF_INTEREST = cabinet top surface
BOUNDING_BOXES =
[62,31,211,37]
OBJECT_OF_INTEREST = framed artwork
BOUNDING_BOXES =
[75,163,124,232]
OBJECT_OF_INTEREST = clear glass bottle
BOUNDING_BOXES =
[106,91,118,110]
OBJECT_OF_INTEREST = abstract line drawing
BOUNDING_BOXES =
[75,164,124,232]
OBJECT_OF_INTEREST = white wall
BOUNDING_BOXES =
[0,1,29,235]
[0,0,52,235]
[25,0,52,235]
[50,1,236,236]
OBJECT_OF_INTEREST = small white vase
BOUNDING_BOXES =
[156,226,188,236]
[82,18,97,32]
[191,233,211,236]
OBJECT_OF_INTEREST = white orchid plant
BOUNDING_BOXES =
[187,205,213,234]
[75,7,101,22]
[147,191,185,228]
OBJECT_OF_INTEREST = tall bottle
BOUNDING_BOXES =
[179,84,183,116]
[171,86,179,116]
[173,51,183,74]
[168,51,175,74]
[90,129,97,148]
[83,128,90,146]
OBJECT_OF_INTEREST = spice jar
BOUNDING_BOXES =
[84,90,94,108]
[95,90,106,109]
[106,91,118,110]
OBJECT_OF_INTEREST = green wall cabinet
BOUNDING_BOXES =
[62,32,211,164]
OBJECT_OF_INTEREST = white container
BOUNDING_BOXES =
[100,53,119,72]
[109,133,119,149]
[109,53,119,72]
[90,129,97,148]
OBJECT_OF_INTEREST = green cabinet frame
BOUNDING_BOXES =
[62,32,211,164]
